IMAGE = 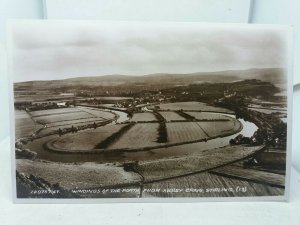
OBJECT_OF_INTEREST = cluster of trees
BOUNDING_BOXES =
[176,110,196,121]
[157,122,168,143]
[14,102,33,110]
[152,111,168,143]
[15,101,73,111]
[94,123,134,149]
[229,106,287,148]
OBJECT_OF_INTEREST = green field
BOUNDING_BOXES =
[197,120,241,137]
[166,122,208,143]
[29,108,82,117]
[15,110,43,139]
[16,107,117,138]
[142,171,283,197]
[107,123,160,150]
[35,111,95,124]
[47,118,106,128]
[137,145,264,182]
[159,111,186,121]
[17,159,141,191]
[151,102,233,113]
[185,111,231,120]
[79,107,116,119]
[49,124,127,152]
[129,112,157,122]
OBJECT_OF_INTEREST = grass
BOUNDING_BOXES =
[152,102,233,113]
[142,171,284,197]
[185,111,231,121]
[94,124,134,149]
[29,108,81,117]
[16,159,142,190]
[107,123,160,150]
[159,111,186,121]
[166,122,208,144]
[136,145,264,182]
[15,110,43,139]
[197,120,240,138]
[47,124,127,152]
[35,111,95,124]
[47,118,105,128]
[211,165,285,188]
[129,112,157,122]
[79,107,116,119]
[28,107,117,137]
[31,107,115,124]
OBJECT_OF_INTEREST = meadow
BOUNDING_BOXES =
[159,111,186,121]
[166,122,208,143]
[151,102,233,113]
[129,112,157,122]
[48,124,127,152]
[107,123,160,150]
[28,107,116,136]
[185,111,231,121]
[15,110,43,139]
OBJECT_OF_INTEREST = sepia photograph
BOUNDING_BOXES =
[8,21,291,200]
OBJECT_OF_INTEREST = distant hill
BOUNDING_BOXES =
[14,68,286,90]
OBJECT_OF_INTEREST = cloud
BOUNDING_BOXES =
[9,21,289,82]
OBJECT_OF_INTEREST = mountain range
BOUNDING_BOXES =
[14,68,286,90]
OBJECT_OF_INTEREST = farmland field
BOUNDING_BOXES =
[48,124,127,152]
[29,108,82,117]
[17,159,141,191]
[34,111,95,124]
[211,165,285,187]
[47,118,105,128]
[15,110,43,139]
[107,123,160,150]
[38,120,108,136]
[151,102,233,113]
[248,107,287,115]
[31,107,115,123]
[129,112,157,122]
[78,107,116,119]
[197,120,241,137]
[43,118,241,151]
[14,94,72,103]
[142,171,283,197]
[159,111,186,121]
[31,107,115,124]
[166,122,208,143]
[91,96,133,101]
[137,145,264,182]
[26,107,117,136]
[185,112,231,121]
[39,110,242,152]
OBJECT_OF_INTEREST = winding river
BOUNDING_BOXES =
[24,109,258,163]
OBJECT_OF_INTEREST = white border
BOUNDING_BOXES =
[284,26,294,202]
[43,0,251,22]
[42,0,48,19]
[7,21,18,203]
[6,20,293,204]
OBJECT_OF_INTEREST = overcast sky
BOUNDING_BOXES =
[9,21,289,82]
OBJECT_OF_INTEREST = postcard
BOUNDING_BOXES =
[8,21,292,202]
